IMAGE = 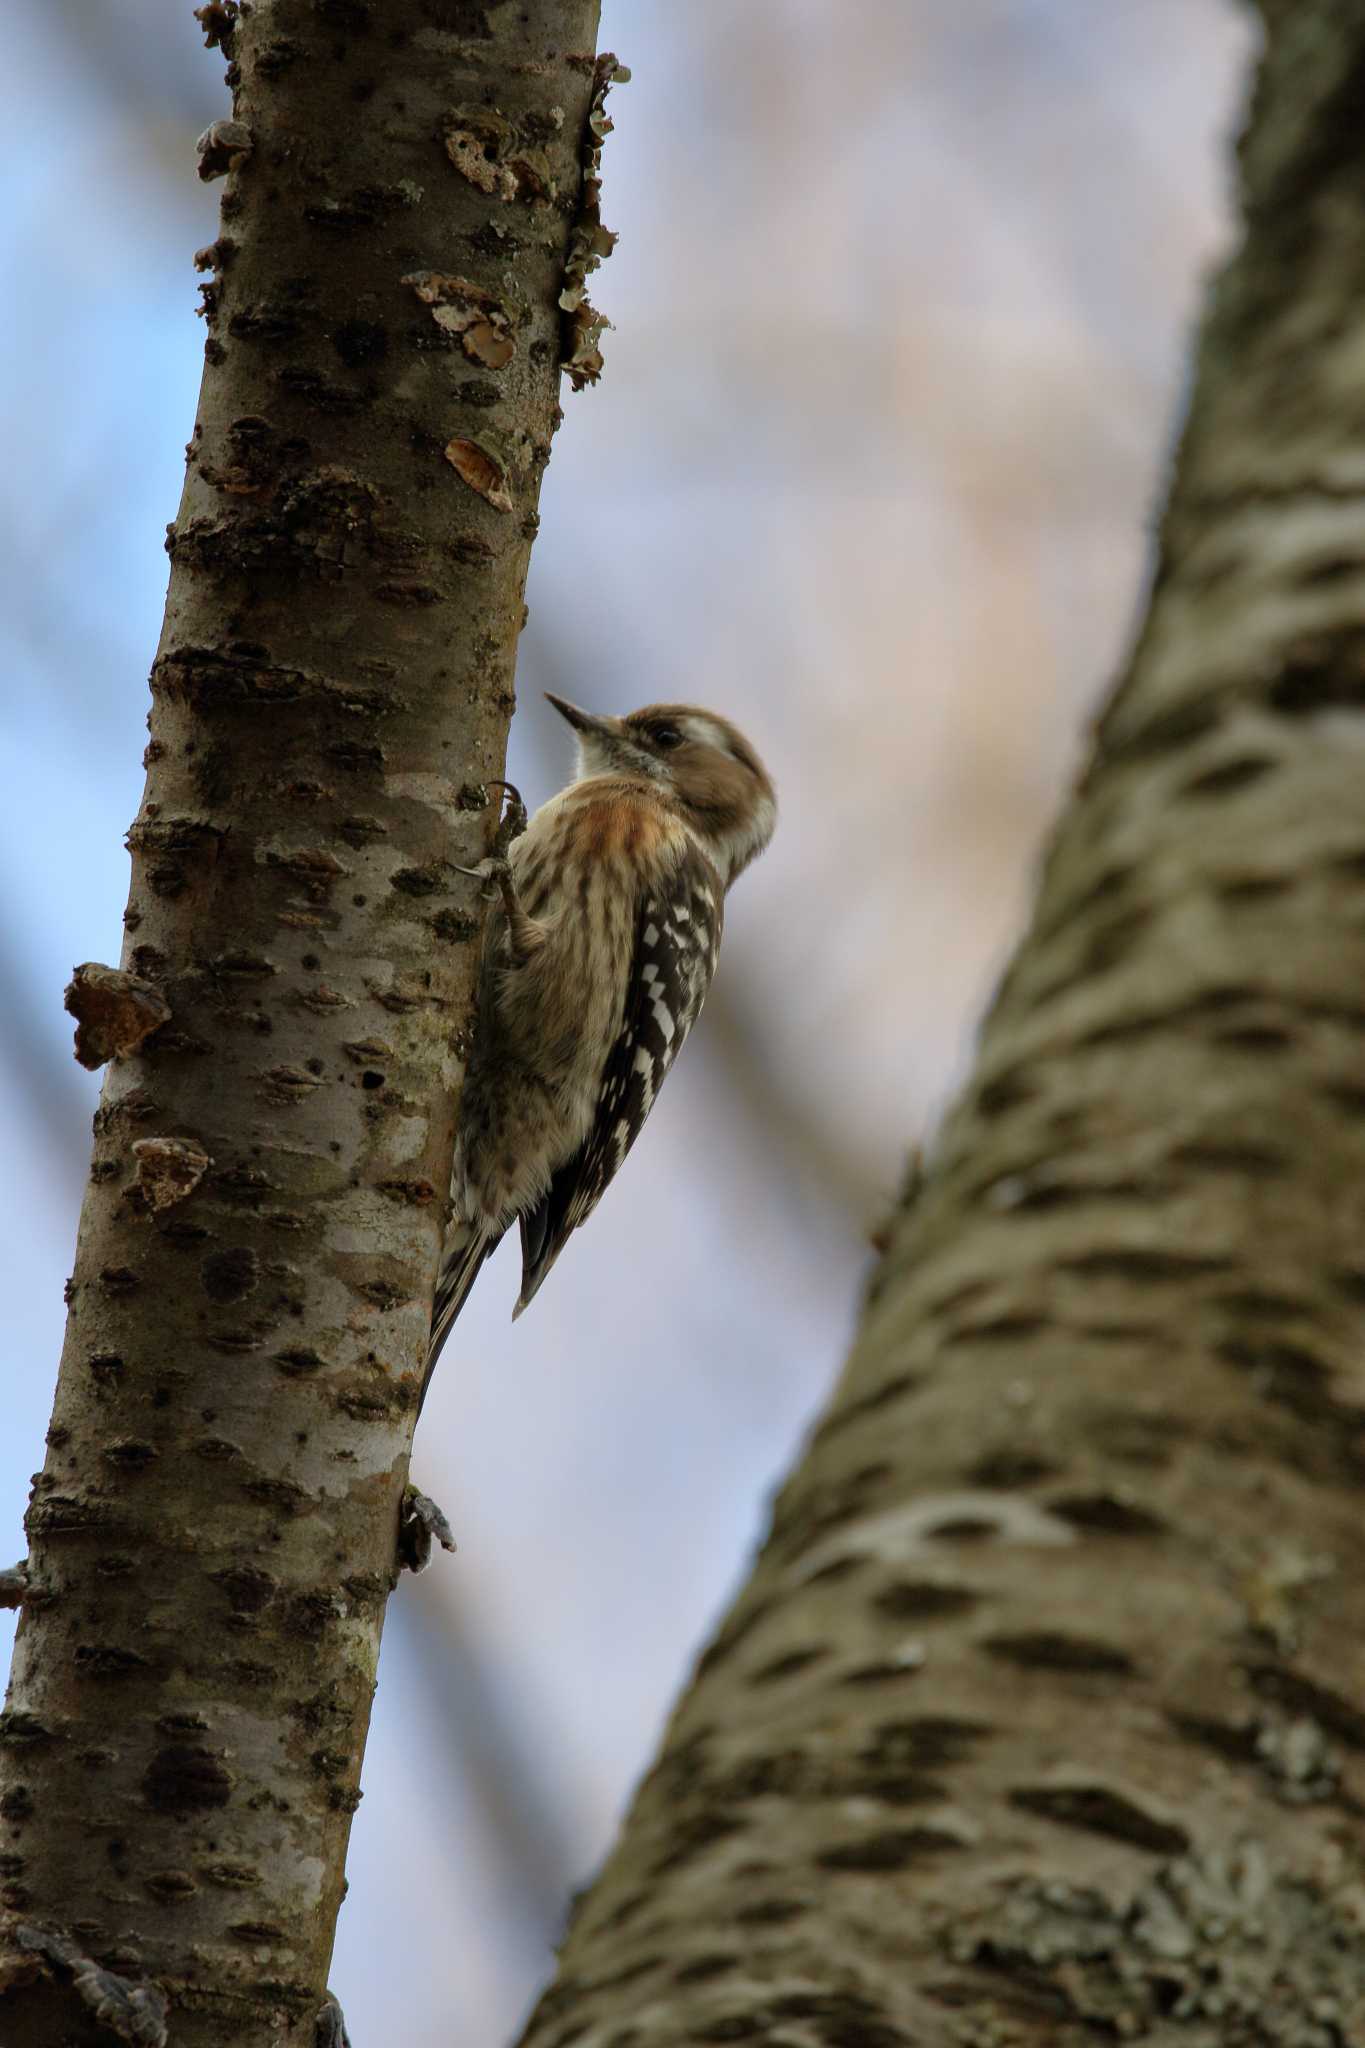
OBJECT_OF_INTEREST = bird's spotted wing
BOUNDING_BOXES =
[516,845,723,1314]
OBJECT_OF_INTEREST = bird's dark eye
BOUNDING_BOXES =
[653,726,683,750]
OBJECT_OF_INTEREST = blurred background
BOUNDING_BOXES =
[1,2,1253,2040]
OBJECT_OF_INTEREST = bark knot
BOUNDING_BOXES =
[129,1136,212,1213]
[64,964,170,1070]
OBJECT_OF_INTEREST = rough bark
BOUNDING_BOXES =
[518,12,1365,2047]
[0,4,604,2044]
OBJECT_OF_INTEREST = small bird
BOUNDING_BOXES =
[422,694,776,1400]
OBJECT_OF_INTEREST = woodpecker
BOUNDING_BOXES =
[422,694,776,1399]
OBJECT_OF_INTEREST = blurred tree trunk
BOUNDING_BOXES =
[518,10,1365,2043]
[0,3,603,2044]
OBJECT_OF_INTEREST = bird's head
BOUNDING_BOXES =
[547,693,776,884]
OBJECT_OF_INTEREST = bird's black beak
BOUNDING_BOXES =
[545,692,615,741]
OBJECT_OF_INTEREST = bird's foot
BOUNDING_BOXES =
[485,777,528,855]
[453,835,544,965]
[453,779,527,905]
[452,852,512,897]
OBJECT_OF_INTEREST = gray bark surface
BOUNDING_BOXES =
[0,3,603,2043]
[519,11,1365,2045]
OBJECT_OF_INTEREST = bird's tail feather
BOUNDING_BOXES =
[420,1224,502,1411]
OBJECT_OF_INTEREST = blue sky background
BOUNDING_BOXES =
[2,4,1252,2041]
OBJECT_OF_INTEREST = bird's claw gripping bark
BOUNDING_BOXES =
[453,783,525,896]
[453,853,513,897]
[485,777,528,854]
[453,787,545,962]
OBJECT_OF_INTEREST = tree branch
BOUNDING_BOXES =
[0,5,605,2043]
[515,7,1365,2039]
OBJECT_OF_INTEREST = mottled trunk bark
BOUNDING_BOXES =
[0,3,604,2044]
[519,12,1365,2045]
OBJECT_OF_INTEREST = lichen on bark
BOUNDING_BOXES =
[0,4,604,2044]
